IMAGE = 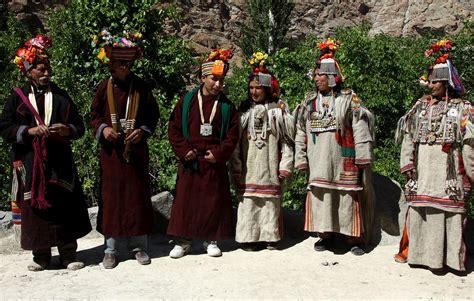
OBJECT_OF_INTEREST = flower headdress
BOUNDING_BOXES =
[206,49,234,62]
[420,39,464,96]
[201,48,233,76]
[248,51,279,99]
[249,51,272,73]
[310,38,345,88]
[92,29,143,64]
[13,34,52,74]
[318,37,340,60]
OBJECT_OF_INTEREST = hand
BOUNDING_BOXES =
[405,169,416,180]
[204,150,216,163]
[28,124,50,137]
[49,123,70,137]
[103,127,119,141]
[124,129,143,144]
[232,173,242,185]
[183,149,197,161]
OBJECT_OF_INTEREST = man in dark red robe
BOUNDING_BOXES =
[90,31,159,269]
[167,49,239,258]
[0,34,91,271]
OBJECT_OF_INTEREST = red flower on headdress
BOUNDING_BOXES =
[13,34,51,74]
[207,48,233,62]
[318,38,340,55]
[435,53,449,64]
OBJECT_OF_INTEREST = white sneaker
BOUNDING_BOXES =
[203,241,222,257]
[169,244,190,259]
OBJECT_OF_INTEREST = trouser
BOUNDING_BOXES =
[32,241,78,264]
[104,235,148,254]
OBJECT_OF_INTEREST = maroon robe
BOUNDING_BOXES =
[0,83,92,250]
[167,86,239,240]
[90,74,159,237]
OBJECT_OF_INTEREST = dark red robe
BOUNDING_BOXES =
[167,86,239,240]
[90,74,159,237]
[0,83,92,250]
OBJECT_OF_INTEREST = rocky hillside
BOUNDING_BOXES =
[6,0,474,61]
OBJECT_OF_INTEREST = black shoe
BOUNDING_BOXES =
[350,245,365,256]
[313,239,333,252]
[241,242,258,251]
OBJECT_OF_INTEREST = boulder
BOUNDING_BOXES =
[151,191,174,234]
[0,211,13,237]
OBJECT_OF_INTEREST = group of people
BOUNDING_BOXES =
[0,32,470,274]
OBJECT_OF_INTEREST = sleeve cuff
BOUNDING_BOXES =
[355,158,372,165]
[68,124,79,140]
[296,163,308,171]
[96,123,108,141]
[16,125,28,144]
[279,170,292,178]
[400,163,415,174]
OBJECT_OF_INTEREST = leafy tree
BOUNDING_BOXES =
[240,0,294,56]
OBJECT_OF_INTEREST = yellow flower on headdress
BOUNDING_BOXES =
[97,47,109,63]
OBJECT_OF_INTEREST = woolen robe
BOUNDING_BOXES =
[0,83,92,250]
[167,86,239,240]
[396,96,473,271]
[90,74,159,237]
[294,90,374,238]
[230,101,294,243]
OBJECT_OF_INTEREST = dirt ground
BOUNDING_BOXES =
[0,231,472,300]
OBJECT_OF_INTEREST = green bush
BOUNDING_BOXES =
[0,16,30,210]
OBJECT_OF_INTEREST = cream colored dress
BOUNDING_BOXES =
[397,95,474,271]
[294,90,374,238]
[230,100,294,243]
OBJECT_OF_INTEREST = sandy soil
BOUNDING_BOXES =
[0,232,473,300]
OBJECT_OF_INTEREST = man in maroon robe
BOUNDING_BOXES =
[90,31,159,269]
[167,49,239,258]
[0,34,91,271]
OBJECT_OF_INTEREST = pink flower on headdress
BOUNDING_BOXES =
[24,34,52,49]
[121,38,133,47]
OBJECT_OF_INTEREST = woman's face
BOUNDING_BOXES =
[249,79,267,103]
[428,75,447,99]
[314,69,331,93]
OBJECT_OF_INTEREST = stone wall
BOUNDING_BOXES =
[7,0,473,59]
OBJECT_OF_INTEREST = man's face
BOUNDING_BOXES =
[201,74,225,96]
[313,68,331,93]
[108,60,131,81]
[28,63,51,87]
[249,79,266,103]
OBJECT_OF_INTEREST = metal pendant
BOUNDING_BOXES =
[200,123,213,136]
[255,140,265,149]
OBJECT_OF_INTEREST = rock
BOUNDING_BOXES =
[7,0,473,65]
[87,206,98,232]
[371,172,407,246]
[0,211,13,237]
[151,191,174,234]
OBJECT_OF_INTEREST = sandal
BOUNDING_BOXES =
[393,253,407,263]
